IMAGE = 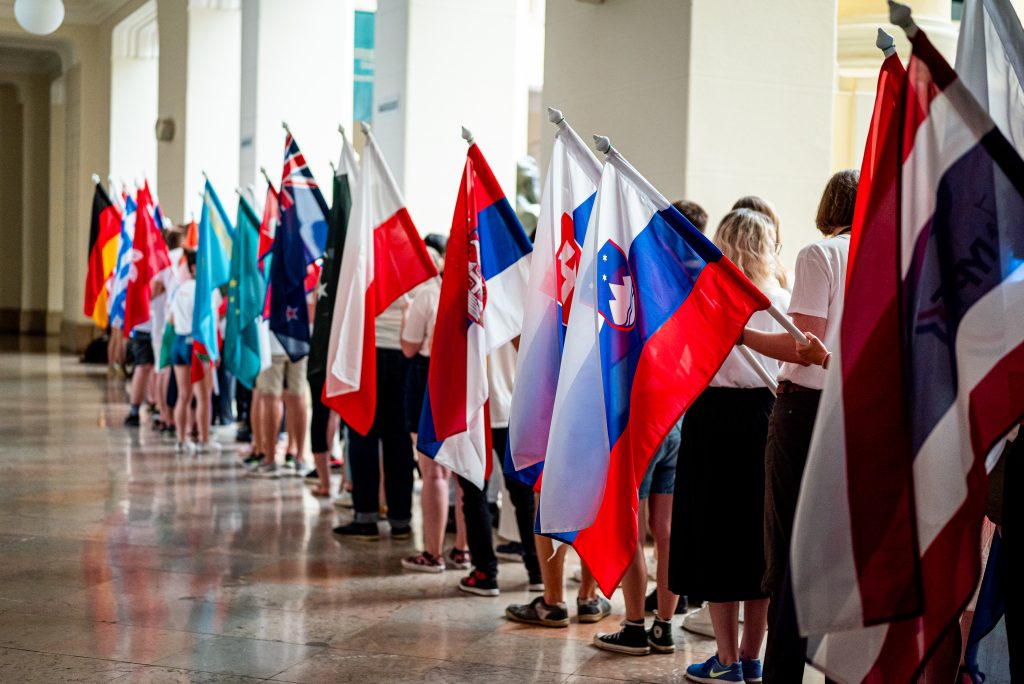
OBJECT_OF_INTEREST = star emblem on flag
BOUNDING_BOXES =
[285,305,299,322]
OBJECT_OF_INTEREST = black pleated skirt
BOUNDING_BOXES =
[668,386,774,602]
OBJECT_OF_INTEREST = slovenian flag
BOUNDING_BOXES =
[506,116,601,489]
[417,140,533,488]
[323,130,436,435]
[539,144,770,595]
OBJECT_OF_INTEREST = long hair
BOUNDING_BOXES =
[815,169,859,235]
[714,209,778,290]
[732,195,787,289]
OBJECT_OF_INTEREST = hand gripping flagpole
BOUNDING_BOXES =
[593,134,781,393]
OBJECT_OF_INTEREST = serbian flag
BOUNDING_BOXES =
[84,181,121,328]
[123,181,171,333]
[791,13,1024,682]
[506,117,601,490]
[417,141,532,488]
[539,145,769,596]
[323,132,436,435]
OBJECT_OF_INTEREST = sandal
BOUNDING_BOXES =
[310,485,331,498]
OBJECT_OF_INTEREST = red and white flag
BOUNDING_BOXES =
[791,10,1024,682]
[322,132,436,435]
[123,180,171,333]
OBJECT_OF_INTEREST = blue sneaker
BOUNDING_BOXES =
[741,658,763,683]
[685,655,743,683]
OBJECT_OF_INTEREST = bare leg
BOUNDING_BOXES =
[648,492,679,618]
[710,602,741,665]
[739,599,769,661]
[621,517,648,622]
[284,392,307,465]
[194,369,213,445]
[418,451,449,557]
[130,364,153,408]
[172,366,191,442]
[250,388,264,455]
[261,393,283,464]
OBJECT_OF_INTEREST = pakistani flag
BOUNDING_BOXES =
[223,196,266,389]
[307,132,359,381]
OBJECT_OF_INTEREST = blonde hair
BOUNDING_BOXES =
[714,209,778,289]
[731,195,787,289]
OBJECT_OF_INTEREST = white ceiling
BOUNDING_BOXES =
[0,0,135,26]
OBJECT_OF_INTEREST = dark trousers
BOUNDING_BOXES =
[762,389,821,684]
[349,349,413,525]
[235,384,252,429]
[497,427,541,581]
[458,472,497,577]
[306,373,334,455]
[1005,436,1021,681]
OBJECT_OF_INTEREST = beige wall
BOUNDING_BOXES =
[0,83,24,321]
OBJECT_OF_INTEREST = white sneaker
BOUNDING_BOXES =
[249,462,280,478]
[681,603,715,638]
[333,490,354,508]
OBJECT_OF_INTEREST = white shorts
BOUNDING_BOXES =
[255,355,307,397]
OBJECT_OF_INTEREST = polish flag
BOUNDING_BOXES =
[322,131,437,435]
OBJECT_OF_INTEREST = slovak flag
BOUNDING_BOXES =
[123,181,171,334]
[417,141,533,489]
[791,15,1024,683]
[507,117,601,489]
[539,145,770,595]
[322,131,436,435]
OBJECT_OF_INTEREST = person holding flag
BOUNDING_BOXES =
[416,129,532,596]
[306,128,357,496]
[324,122,436,536]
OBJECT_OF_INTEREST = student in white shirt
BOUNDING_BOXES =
[739,169,858,684]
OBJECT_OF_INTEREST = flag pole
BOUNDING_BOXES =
[888,1,918,38]
[107,175,125,211]
[91,173,101,185]
[593,133,801,377]
[259,166,275,190]
[737,345,778,395]
[461,126,475,145]
[877,27,896,57]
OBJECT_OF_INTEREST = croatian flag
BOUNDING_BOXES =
[507,117,601,489]
[791,17,1024,683]
[108,194,138,330]
[418,141,533,488]
[123,181,171,334]
[322,132,436,436]
[539,146,770,596]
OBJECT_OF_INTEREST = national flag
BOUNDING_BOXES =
[848,46,906,273]
[307,136,357,381]
[323,131,436,435]
[192,179,234,365]
[223,196,266,389]
[280,132,329,264]
[123,181,171,333]
[506,117,601,490]
[955,0,1024,157]
[538,146,770,596]
[84,181,121,328]
[108,194,138,329]
[417,141,532,488]
[257,181,279,275]
[791,17,1024,682]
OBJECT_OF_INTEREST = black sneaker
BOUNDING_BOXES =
[332,521,379,541]
[390,524,412,539]
[505,596,569,627]
[304,468,319,482]
[593,620,650,655]
[647,616,674,653]
[458,570,499,596]
[577,595,612,623]
[124,413,140,427]
[495,541,525,562]
[645,589,688,615]
[242,453,264,470]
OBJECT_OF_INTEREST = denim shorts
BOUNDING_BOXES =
[639,418,682,499]
[170,334,193,367]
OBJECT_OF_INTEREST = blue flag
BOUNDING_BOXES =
[192,179,234,364]
[223,197,265,388]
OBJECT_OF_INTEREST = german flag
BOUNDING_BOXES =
[84,181,121,328]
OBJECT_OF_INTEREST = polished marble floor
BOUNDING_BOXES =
[0,342,826,683]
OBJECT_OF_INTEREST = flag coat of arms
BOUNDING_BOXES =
[791,17,1024,682]
[270,134,330,360]
[193,179,234,365]
[223,196,266,390]
[108,194,138,330]
[84,182,121,328]
[323,132,436,435]
[417,141,533,489]
[123,181,171,334]
[507,118,601,489]
[539,147,770,596]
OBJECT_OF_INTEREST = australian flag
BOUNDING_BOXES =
[269,132,330,360]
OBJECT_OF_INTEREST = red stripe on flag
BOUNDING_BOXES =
[85,204,120,321]
[573,261,767,595]
[467,144,507,213]
[969,340,1024,458]
[322,304,377,436]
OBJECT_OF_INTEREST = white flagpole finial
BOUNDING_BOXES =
[338,123,346,137]
[547,106,565,125]
[329,160,337,174]
[593,134,612,155]
[888,1,917,36]
[201,169,208,180]
[234,187,243,197]
[281,121,291,134]
[91,173,101,184]
[359,121,372,136]
[876,27,897,57]
[461,126,474,145]
[259,166,273,186]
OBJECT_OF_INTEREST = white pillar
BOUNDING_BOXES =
[374,0,529,234]
[239,0,353,197]
[110,1,159,189]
